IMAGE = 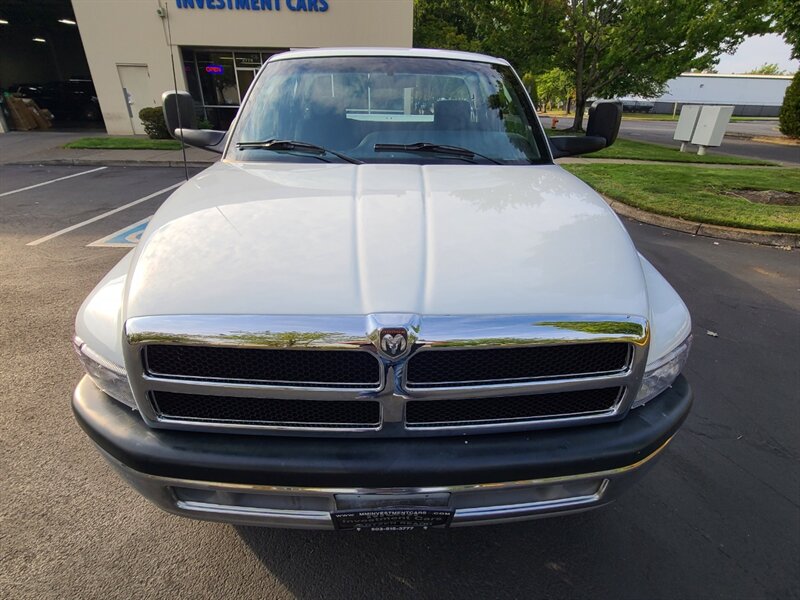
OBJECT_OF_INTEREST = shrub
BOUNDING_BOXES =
[779,72,800,138]
[138,106,171,139]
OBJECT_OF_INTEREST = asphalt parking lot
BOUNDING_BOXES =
[1,164,798,599]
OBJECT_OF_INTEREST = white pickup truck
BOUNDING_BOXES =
[73,48,692,531]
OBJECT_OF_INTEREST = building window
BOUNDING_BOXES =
[181,48,285,130]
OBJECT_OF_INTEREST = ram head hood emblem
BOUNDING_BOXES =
[367,314,420,361]
[379,328,408,357]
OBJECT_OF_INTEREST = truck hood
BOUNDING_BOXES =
[125,162,648,318]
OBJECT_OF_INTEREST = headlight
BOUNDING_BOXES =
[632,335,692,409]
[73,336,136,409]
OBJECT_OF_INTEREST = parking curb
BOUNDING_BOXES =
[603,195,799,249]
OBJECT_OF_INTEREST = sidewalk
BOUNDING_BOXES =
[0,131,218,167]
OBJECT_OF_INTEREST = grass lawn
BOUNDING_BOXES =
[545,129,772,165]
[581,137,772,165]
[564,163,800,233]
[64,137,182,150]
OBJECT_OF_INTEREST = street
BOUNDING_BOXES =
[1,164,798,599]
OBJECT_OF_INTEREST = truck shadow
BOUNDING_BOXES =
[234,511,606,599]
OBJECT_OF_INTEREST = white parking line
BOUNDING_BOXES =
[26,182,182,247]
[0,166,107,198]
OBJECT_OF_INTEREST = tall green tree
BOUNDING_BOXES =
[414,1,772,131]
[536,67,574,111]
[413,0,565,75]
[779,72,800,138]
[560,1,772,131]
[771,0,800,59]
[413,0,483,54]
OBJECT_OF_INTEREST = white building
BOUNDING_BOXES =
[651,73,793,117]
[70,0,414,134]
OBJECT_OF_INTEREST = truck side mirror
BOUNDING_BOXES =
[586,99,622,147]
[162,91,227,154]
[162,91,197,132]
[548,99,623,159]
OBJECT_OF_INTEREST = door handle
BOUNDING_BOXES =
[122,87,134,118]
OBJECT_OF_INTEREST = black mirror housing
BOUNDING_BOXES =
[162,91,197,133]
[162,91,227,154]
[548,135,607,159]
[175,128,227,153]
[586,99,622,147]
[548,99,623,158]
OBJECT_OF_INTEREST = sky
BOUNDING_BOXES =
[715,34,798,74]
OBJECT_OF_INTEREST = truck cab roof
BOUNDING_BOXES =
[268,47,510,66]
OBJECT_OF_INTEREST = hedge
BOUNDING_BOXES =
[779,71,800,139]
[138,106,171,139]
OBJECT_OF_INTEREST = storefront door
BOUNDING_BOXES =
[182,49,285,130]
[236,68,259,102]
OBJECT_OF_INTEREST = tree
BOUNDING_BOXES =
[747,63,787,75]
[414,0,565,75]
[771,0,800,59]
[536,67,574,111]
[413,0,483,54]
[779,72,800,138]
[520,72,540,106]
[559,1,772,131]
[413,1,773,131]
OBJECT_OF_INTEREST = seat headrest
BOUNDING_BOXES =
[434,100,471,130]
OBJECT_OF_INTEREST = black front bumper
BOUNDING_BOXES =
[73,375,692,489]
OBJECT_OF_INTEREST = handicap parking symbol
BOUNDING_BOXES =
[88,217,152,248]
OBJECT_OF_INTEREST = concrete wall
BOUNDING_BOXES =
[71,0,414,134]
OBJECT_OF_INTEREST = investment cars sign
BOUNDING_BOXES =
[175,0,329,11]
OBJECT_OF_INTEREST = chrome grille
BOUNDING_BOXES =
[151,391,381,429]
[124,314,649,436]
[405,343,631,388]
[144,345,381,388]
[406,387,623,428]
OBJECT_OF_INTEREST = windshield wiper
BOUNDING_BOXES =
[373,142,502,165]
[236,139,363,165]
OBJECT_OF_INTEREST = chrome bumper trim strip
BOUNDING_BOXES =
[97,436,671,529]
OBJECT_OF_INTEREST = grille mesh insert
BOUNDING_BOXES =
[151,391,381,428]
[406,343,630,387]
[144,345,381,387]
[406,387,622,427]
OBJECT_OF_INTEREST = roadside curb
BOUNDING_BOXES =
[603,195,799,249]
[7,158,215,169]
[724,132,798,147]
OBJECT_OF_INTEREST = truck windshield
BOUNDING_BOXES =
[227,56,549,165]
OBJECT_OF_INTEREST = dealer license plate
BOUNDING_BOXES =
[332,508,454,532]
